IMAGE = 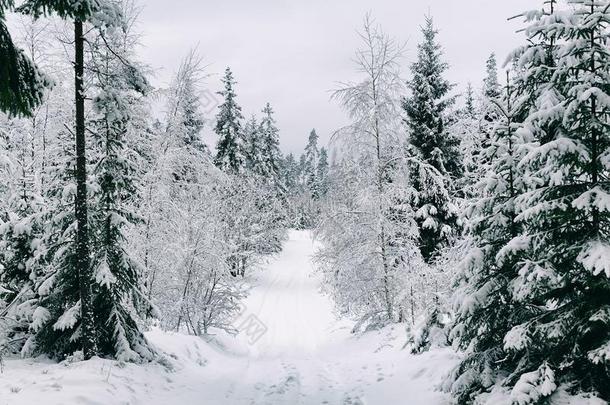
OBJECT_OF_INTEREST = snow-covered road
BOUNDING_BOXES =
[1,230,457,405]
[240,230,339,357]
[218,230,456,404]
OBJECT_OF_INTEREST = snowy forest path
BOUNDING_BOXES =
[0,231,456,405]
[219,230,455,404]
[240,229,340,357]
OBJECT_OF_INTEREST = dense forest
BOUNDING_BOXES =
[0,1,608,404]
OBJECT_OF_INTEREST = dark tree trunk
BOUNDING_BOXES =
[74,20,96,360]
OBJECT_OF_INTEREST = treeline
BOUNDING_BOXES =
[316,3,610,403]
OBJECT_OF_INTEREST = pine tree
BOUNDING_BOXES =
[0,181,47,356]
[214,67,245,173]
[480,53,501,154]
[402,15,460,262]
[403,16,460,177]
[282,152,298,194]
[454,82,483,199]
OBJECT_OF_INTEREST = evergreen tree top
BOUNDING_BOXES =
[214,67,245,173]
[260,102,280,151]
[484,53,500,99]
[214,67,243,134]
[410,15,453,101]
[305,129,319,154]
[464,82,475,118]
[219,67,237,97]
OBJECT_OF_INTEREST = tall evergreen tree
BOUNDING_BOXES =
[17,0,123,360]
[403,16,460,177]
[257,102,282,185]
[483,53,500,99]
[214,67,245,173]
[302,129,319,190]
[507,2,610,399]
[449,71,529,403]
[243,115,261,172]
[315,147,329,198]
[451,2,610,402]
[87,25,155,361]
[402,15,460,261]
[464,82,475,118]
[281,152,299,194]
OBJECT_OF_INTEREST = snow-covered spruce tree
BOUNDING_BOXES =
[447,71,531,403]
[302,129,319,192]
[402,16,461,262]
[456,53,503,203]
[280,152,306,228]
[16,0,124,359]
[464,83,476,118]
[281,152,299,194]
[450,2,610,402]
[452,83,482,199]
[318,15,423,326]
[85,23,154,361]
[0,166,47,356]
[483,53,501,100]
[315,147,329,199]
[506,1,610,399]
[214,67,245,174]
[256,102,283,187]
[244,115,261,171]
[0,29,77,357]
[0,0,50,117]
[479,53,502,161]
[287,129,322,229]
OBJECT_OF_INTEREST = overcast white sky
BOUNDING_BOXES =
[137,0,536,155]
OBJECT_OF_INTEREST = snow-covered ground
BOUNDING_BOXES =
[0,230,458,405]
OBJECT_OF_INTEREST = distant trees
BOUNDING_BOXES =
[278,128,330,229]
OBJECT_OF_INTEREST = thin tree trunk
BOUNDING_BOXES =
[371,68,392,322]
[589,6,599,236]
[74,20,96,359]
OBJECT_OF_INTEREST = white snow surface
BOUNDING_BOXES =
[1,230,459,404]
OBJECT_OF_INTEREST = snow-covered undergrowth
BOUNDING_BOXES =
[0,231,458,405]
[0,231,601,404]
